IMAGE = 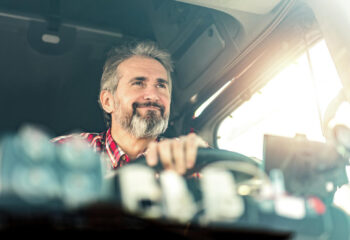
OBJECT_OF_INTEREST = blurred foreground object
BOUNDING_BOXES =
[0,125,107,213]
[263,133,349,201]
[0,126,348,239]
[334,184,350,215]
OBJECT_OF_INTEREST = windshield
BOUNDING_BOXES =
[217,39,344,160]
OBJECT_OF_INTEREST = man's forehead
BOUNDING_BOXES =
[117,56,168,78]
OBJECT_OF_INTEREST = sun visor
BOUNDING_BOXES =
[176,24,225,89]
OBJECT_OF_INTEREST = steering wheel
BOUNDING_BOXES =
[131,148,261,177]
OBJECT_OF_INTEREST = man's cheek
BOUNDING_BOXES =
[164,105,170,117]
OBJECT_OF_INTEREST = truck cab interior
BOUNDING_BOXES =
[0,0,350,238]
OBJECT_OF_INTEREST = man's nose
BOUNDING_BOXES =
[143,86,160,101]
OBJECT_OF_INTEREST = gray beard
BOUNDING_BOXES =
[117,105,169,138]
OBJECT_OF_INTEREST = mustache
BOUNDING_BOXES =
[132,101,165,116]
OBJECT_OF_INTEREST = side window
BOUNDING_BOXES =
[216,40,343,160]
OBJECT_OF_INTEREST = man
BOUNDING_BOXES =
[53,41,207,175]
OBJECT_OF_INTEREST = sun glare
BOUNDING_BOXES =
[217,40,343,160]
[194,80,232,118]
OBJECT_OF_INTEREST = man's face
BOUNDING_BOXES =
[111,56,171,138]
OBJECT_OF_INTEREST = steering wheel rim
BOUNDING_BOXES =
[130,147,261,176]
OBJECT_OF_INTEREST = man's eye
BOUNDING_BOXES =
[132,81,143,86]
[157,83,167,89]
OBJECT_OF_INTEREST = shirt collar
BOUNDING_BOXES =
[104,128,161,169]
[105,128,130,168]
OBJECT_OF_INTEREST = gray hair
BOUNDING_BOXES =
[99,41,174,127]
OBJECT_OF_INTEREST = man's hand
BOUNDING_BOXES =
[146,133,208,174]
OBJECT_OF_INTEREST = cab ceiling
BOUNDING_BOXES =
[177,0,282,14]
[0,0,290,136]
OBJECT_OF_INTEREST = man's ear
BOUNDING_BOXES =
[99,90,115,113]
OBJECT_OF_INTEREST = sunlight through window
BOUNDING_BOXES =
[217,40,343,160]
[194,80,232,118]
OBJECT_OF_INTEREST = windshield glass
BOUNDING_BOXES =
[216,39,343,160]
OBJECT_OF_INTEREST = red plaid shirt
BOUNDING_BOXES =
[52,129,202,178]
[52,128,135,170]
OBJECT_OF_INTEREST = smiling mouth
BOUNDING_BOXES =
[133,102,165,116]
[138,106,161,112]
